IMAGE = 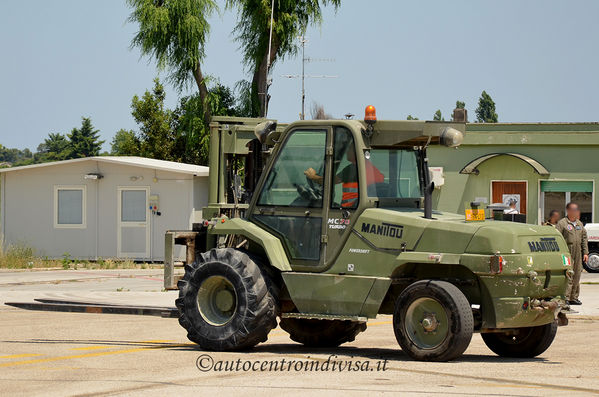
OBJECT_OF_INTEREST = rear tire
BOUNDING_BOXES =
[393,280,473,361]
[280,318,366,347]
[176,248,278,351]
[583,251,599,273]
[481,321,558,358]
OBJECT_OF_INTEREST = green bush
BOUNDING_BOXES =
[0,243,35,269]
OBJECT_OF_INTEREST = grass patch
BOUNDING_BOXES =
[0,243,61,269]
[0,243,162,270]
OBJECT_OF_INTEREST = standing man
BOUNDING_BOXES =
[544,210,560,227]
[556,202,588,305]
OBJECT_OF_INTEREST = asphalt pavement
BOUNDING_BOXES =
[0,269,598,396]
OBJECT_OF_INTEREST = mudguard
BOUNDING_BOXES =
[210,217,292,271]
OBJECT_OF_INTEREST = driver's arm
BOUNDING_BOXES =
[304,168,341,184]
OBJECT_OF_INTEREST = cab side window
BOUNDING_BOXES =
[331,127,358,209]
[258,129,326,208]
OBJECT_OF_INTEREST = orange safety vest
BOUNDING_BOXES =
[341,182,359,207]
[341,161,384,208]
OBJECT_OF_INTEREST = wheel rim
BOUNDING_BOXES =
[587,254,599,270]
[404,297,449,349]
[197,276,237,326]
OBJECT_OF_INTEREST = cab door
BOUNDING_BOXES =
[249,128,331,271]
[325,126,360,266]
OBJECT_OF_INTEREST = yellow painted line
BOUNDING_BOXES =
[0,354,42,359]
[0,320,390,368]
[70,346,111,351]
[0,344,186,368]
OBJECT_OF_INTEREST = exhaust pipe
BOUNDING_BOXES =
[424,182,434,219]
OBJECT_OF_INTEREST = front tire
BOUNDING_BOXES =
[393,280,473,361]
[280,318,366,347]
[481,321,557,358]
[176,248,278,351]
[583,251,599,273]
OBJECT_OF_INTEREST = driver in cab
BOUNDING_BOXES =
[304,143,384,208]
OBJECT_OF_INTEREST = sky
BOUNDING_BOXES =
[1,0,598,151]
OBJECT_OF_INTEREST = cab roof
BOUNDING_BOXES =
[285,119,466,148]
[210,116,466,148]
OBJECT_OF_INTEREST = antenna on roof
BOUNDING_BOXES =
[281,36,337,120]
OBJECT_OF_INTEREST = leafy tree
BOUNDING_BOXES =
[67,118,104,158]
[310,102,332,120]
[111,129,141,156]
[227,0,341,117]
[172,93,205,165]
[234,79,254,118]
[131,79,175,160]
[0,144,34,165]
[128,78,248,165]
[127,0,217,125]
[406,115,419,120]
[172,81,247,165]
[475,91,498,123]
[36,133,70,161]
[433,110,444,121]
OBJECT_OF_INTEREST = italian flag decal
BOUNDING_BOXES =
[562,255,571,266]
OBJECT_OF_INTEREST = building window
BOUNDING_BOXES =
[540,181,593,224]
[54,186,86,228]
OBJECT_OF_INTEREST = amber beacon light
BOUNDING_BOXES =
[364,105,377,125]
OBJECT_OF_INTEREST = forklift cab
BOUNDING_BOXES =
[246,107,463,271]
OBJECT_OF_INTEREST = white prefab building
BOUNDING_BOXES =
[0,157,209,261]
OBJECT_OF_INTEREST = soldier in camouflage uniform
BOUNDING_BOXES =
[556,202,588,305]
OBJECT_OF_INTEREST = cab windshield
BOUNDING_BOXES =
[366,149,423,199]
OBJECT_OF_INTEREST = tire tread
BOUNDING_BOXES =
[177,248,278,351]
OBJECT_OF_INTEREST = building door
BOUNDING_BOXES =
[117,187,150,258]
[492,181,527,214]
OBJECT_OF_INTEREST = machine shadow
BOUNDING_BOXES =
[248,343,558,364]
[2,338,560,365]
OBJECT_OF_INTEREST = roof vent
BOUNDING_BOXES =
[453,108,468,123]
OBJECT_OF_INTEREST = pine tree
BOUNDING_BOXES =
[37,133,70,161]
[475,91,498,123]
[67,118,105,158]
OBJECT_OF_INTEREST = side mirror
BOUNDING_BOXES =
[254,120,278,144]
[440,127,464,148]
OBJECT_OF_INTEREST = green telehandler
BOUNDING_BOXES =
[165,106,571,361]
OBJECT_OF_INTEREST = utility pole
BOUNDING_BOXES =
[282,36,336,120]
[301,36,306,120]
[262,0,275,118]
